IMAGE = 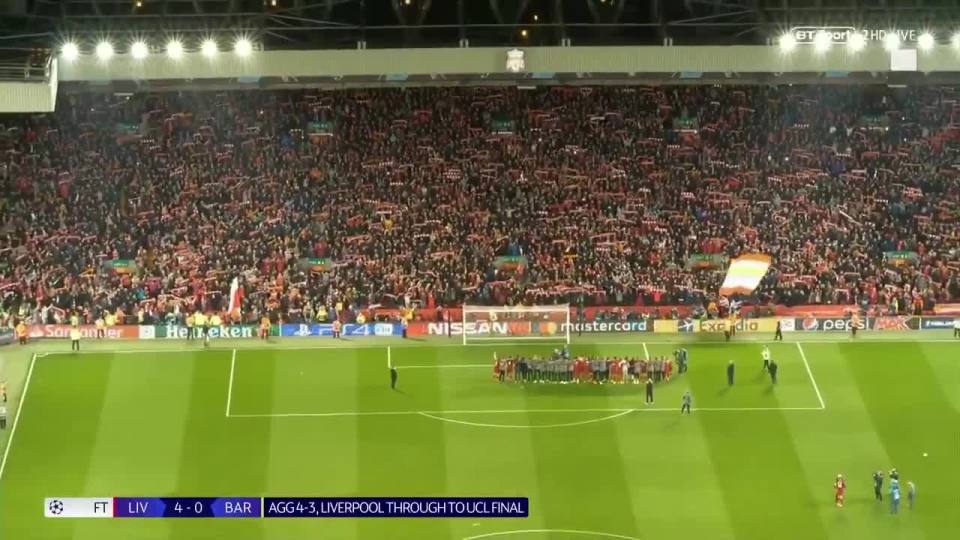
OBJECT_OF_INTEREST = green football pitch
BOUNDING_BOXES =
[0,334,958,540]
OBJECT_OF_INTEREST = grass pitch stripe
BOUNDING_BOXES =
[795,342,825,409]
[0,353,37,482]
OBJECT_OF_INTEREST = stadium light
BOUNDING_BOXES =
[778,33,796,52]
[130,41,149,60]
[95,41,114,60]
[61,42,80,61]
[883,32,900,52]
[813,31,832,53]
[201,39,218,58]
[953,32,960,49]
[918,32,935,51]
[234,38,253,57]
[847,32,866,53]
[166,40,184,59]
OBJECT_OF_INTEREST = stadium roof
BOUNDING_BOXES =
[0,0,957,52]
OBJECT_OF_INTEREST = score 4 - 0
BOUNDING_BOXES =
[173,501,204,514]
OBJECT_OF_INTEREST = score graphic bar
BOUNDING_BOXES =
[44,498,261,518]
[44,497,526,518]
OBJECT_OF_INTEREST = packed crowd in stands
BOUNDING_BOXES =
[1,85,959,326]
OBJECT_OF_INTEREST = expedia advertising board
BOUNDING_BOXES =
[698,318,783,333]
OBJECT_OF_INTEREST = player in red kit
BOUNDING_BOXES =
[506,357,516,382]
[834,474,846,507]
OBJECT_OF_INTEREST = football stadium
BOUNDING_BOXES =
[0,1,959,539]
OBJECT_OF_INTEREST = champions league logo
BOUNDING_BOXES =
[48,500,65,515]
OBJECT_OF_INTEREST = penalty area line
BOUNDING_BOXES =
[0,353,38,483]
[796,342,826,409]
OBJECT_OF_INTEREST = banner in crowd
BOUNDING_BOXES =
[884,251,918,267]
[299,258,332,272]
[493,256,527,273]
[115,122,140,143]
[279,323,402,338]
[685,254,726,271]
[919,317,958,330]
[675,116,699,130]
[490,117,515,134]
[27,325,141,339]
[719,254,771,296]
[103,259,137,274]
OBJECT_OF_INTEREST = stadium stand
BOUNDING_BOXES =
[0,85,958,325]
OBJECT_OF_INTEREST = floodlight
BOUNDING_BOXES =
[847,32,866,52]
[61,42,80,61]
[952,32,960,49]
[778,33,796,52]
[883,32,900,52]
[166,40,184,59]
[130,41,149,59]
[234,38,253,57]
[918,32,935,51]
[814,31,832,53]
[95,41,114,60]
[201,39,218,58]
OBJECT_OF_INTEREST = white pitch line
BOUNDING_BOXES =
[0,353,38,483]
[642,342,650,360]
[395,364,490,369]
[225,349,237,417]
[33,337,960,357]
[228,406,823,419]
[419,409,636,429]
[796,342,826,409]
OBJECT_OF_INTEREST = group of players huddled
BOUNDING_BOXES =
[492,346,687,385]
